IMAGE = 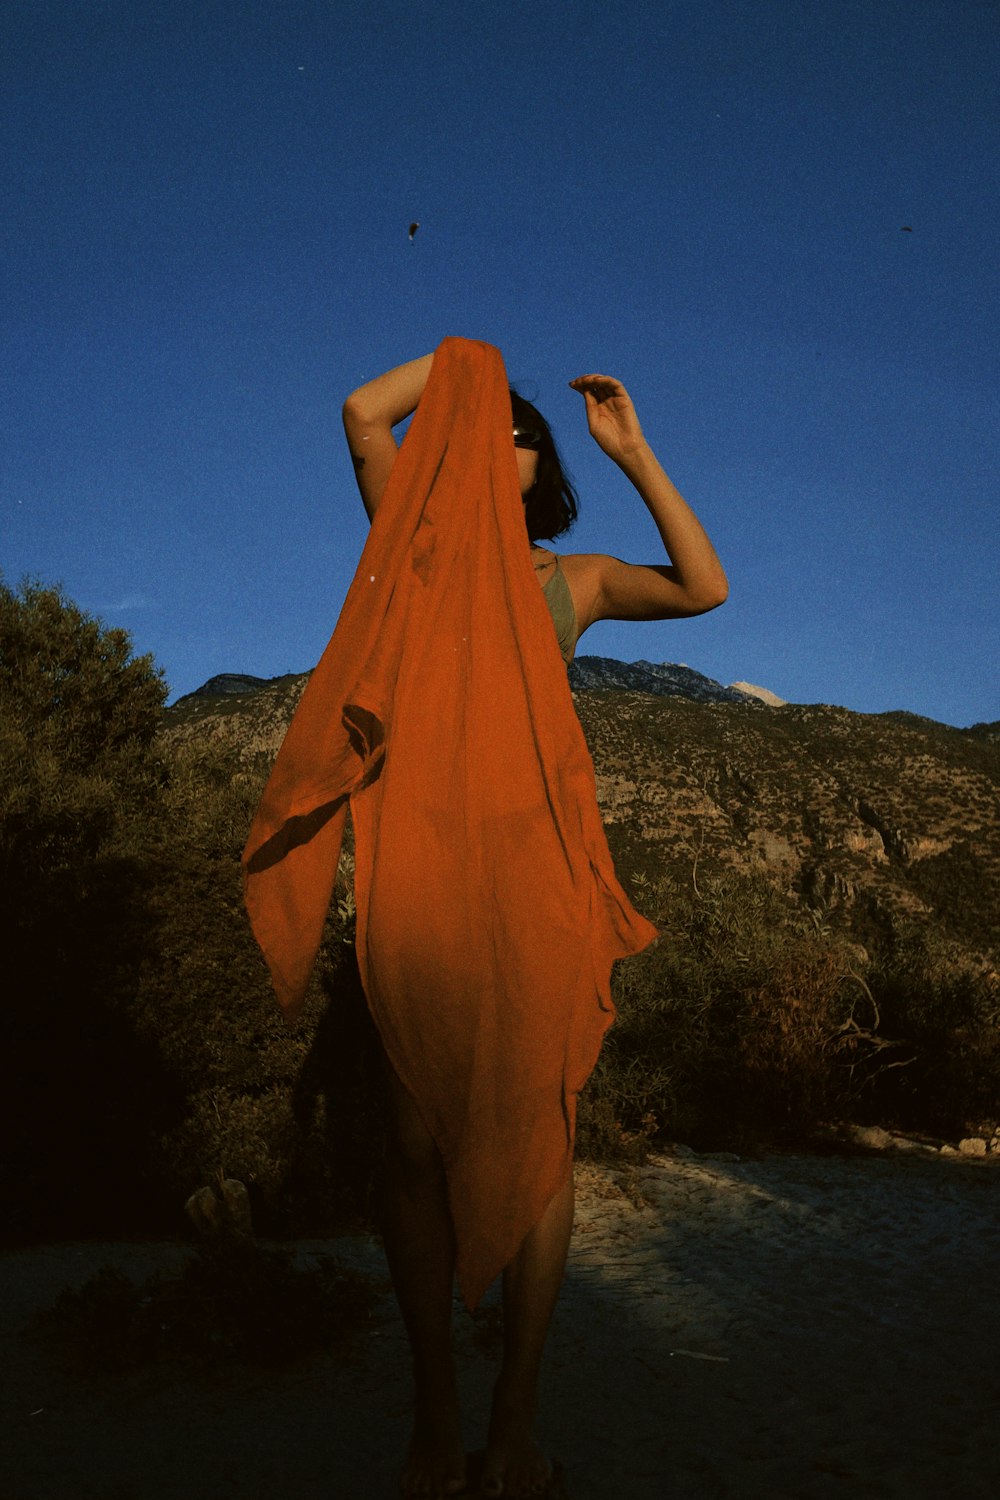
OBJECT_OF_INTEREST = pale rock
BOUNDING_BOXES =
[184,1176,254,1237]
[958,1137,987,1157]
[852,1125,892,1150]
[219,1176,254,1236]
[185,1184,223,1235]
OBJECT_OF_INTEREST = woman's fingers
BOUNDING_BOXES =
[569,374,630,402]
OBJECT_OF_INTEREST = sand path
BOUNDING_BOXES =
[3,1147,998,1499]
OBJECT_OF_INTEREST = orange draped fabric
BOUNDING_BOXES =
[243,336,657,1307]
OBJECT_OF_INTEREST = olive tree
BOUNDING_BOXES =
[0,577,166,884]
[1,578,172,1235]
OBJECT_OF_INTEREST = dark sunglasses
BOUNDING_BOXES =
[512,425,543,451]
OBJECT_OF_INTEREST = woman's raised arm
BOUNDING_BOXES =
[342,353,434,520]
[565,374,729,628]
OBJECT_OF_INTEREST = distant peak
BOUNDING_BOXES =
[568,656,755,704]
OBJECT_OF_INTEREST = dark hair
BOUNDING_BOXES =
[509,388,578,542]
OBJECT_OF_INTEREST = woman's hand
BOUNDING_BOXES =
[565,372,729,623]
[569,374,647,466]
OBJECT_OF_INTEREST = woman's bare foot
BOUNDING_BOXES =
[480,1395,553,1497]
[401,1388,467,1497]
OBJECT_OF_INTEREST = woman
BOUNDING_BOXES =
[340,349,728,1499]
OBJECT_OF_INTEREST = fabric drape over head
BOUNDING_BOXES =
[243,336,658,1306]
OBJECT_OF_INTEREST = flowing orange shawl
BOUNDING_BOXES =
[243,336,657,1307]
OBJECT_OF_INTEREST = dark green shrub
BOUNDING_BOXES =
[581,871,901,1150]
[0,577,166,891]
[29,1238,375,1373]
[864,920,999,1133]
[1,580,175,1236]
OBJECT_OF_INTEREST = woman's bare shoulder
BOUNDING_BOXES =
[557,551,608,573]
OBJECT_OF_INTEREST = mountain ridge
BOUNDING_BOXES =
[171,658,770,713]
[161,663,999,972]
[171,658,993,734]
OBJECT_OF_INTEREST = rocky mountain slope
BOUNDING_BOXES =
[163,660,999,966]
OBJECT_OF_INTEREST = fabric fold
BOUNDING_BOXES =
[243,336,658,1306]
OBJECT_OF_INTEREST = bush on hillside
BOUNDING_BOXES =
[0,578,166,886]
[864,920,999,1134]
[1,579,175,1236]
[579,872,904,1153]
[579,869,998,1155]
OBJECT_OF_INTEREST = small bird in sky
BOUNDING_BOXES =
[408,222,420,244]
[901,225,913,232]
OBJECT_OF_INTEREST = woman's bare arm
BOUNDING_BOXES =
[565,374,729,629]
[341,353,434,520]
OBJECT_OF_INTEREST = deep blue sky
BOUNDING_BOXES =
[3,0,998,725]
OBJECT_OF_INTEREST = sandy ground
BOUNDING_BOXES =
[2,1145,999,1500]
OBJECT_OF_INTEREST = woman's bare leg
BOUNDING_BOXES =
[481,1171,575,1498]
[380,1060,467,1496]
